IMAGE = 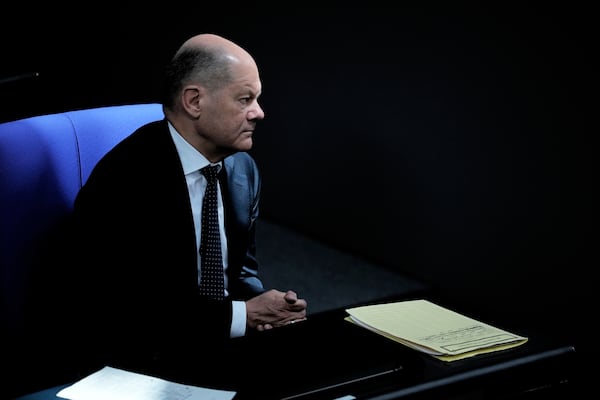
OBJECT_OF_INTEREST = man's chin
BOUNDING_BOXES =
[237,137,254,151]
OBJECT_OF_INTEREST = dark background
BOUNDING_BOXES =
[2,1,594,361]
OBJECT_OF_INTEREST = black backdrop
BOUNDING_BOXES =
[2,2,594,353]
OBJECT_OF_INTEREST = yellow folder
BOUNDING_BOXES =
[346,299,528,362]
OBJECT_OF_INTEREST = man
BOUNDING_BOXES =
[67,33,307,385]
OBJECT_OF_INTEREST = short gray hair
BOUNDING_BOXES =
[161,45,233,110]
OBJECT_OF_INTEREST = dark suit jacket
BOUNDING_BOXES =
[67,119,266,378]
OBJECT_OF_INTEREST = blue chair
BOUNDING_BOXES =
[0,103,164,398]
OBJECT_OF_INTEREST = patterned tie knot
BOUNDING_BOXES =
[201,165,220,182]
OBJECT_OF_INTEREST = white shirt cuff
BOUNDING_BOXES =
[230,300,247,338]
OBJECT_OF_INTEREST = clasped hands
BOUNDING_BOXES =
[246,289,308,331]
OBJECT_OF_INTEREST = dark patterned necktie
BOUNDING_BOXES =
[198,165,225,300]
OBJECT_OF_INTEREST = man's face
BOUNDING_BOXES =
[199,60,265,156]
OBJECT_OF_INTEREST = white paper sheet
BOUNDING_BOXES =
[56,366,236,400]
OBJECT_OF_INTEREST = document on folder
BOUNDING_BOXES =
[345,299,528,362]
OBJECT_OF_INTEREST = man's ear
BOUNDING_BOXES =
[181,85,204,118]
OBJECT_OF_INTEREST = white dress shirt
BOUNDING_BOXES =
[168,122,247,338]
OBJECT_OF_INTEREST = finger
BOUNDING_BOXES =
[286,317,308,326]
[284,290,298,304]
[287,298,308,312]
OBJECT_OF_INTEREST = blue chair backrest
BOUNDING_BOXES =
[0,103,164,335]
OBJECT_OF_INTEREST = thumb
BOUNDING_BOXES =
[284,290,298,304]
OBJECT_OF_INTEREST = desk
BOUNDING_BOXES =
[12,302,577,400]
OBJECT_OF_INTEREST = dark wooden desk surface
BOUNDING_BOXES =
[12,298,578,400]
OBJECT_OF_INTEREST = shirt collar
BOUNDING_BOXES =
[168,121,221,175]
